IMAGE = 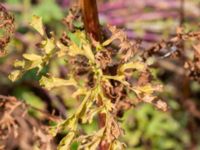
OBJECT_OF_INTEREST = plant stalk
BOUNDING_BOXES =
[80,0,108,149]
[80,0,101,41]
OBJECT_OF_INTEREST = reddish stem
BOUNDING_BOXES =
[80,0,108,150]
[80,0,101,41]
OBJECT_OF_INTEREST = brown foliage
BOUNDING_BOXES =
[0,96,56,150]
[0,4,14,56]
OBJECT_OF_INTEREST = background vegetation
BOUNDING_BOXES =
[1,0,200,150]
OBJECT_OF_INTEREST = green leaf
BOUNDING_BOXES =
[30,15,45,36]
[62,115,78,131]
[67,32,81,47]
[102,38,114,46]
[8,70,21,82]
[22,53,43,70]
[41,37,55,54]
[14,60,25,68]
[81,107,101,124]
[9,53,46,82]
[23,53,42,61]
[72,88,87,98]
[40,76,77,90]
[76,91,92,117]
[58,131,76,150]
[104,75,128,86]
[82,44,95,63]
[109,140,126,150]
[49,115,77,138]
[56,41,69,57]
[67,31,95,62]
[133,84,163,95]
[119,61,146,73]
[68,42,84,56]
[76,90,98,123]
[77,128,105,150]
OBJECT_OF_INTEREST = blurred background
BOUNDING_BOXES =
[1,0,200,149]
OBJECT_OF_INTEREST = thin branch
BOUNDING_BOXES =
[0,95,61,122]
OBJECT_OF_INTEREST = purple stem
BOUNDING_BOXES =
[104,11,178,26]
[125,30,160,42]
[99,0,180,12]
[56,0,70,8]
